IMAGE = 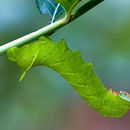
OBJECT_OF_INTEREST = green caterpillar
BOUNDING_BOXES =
[7,37,130,118]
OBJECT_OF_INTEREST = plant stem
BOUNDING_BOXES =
[0,19,65,55]
[0,0,104,55]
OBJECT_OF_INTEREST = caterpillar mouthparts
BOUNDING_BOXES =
[120,91,130,97]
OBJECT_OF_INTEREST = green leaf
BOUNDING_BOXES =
[54,0,81,16]
[36,0,82,23]
[36,0,65,23]
[7,37,130,118]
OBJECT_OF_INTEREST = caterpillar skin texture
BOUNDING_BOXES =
[7,37,130,118]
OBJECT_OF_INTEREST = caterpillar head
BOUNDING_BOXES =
[98,88,130,117]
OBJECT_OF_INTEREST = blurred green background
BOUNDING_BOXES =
[0,0,130,130]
